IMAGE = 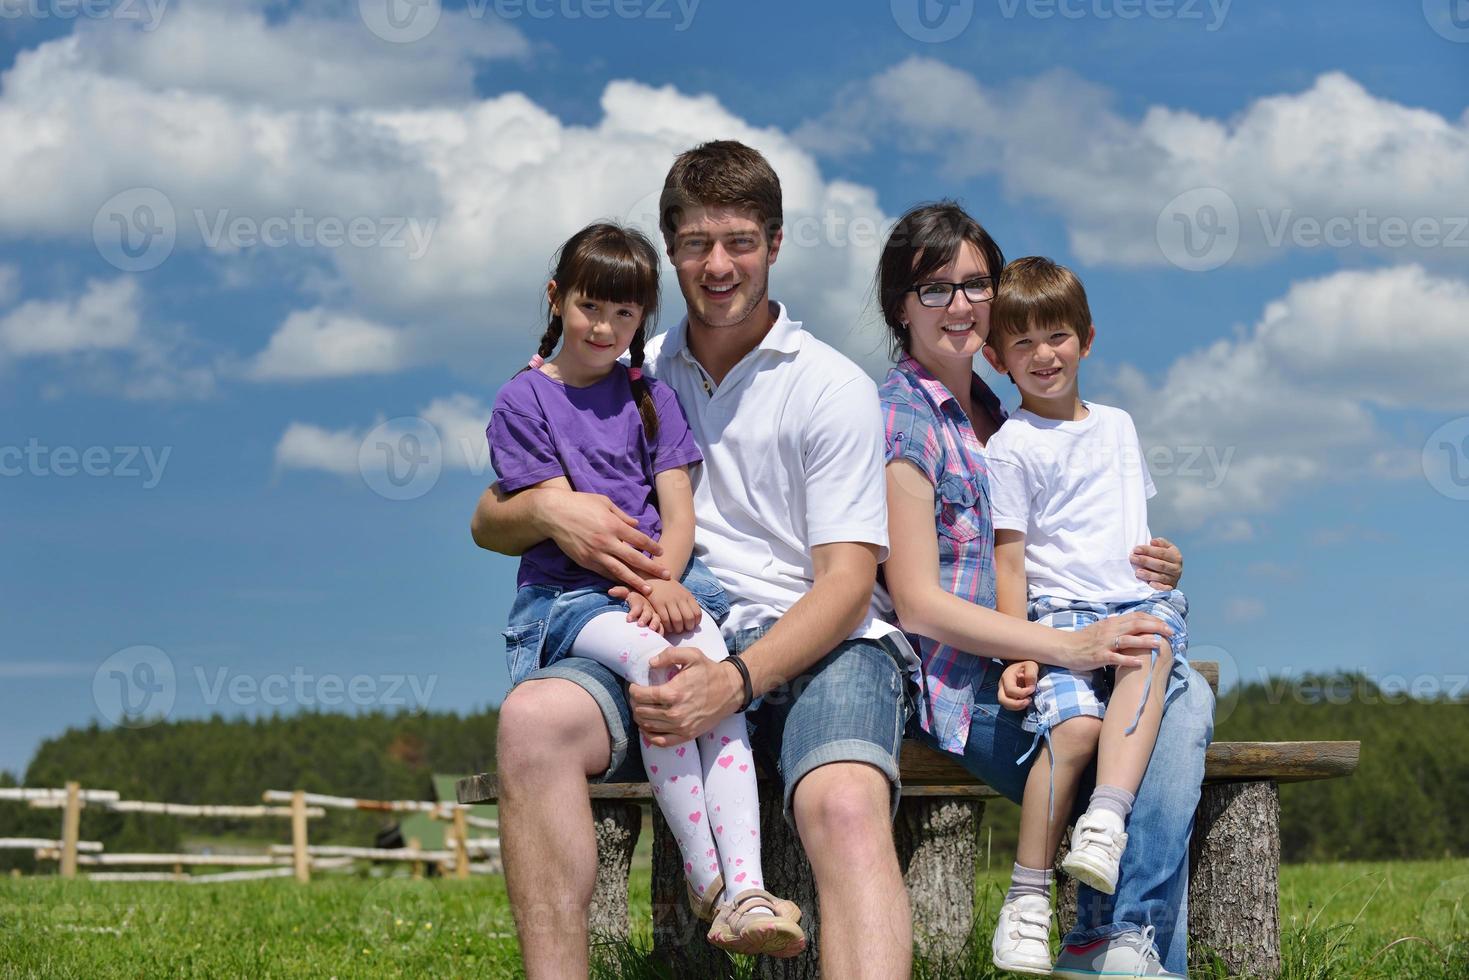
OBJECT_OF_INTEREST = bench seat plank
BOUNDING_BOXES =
[455,739,1359,804]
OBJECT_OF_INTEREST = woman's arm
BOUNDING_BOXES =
[884,460,1158,671]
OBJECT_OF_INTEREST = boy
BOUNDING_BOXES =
[980,257,1190,977]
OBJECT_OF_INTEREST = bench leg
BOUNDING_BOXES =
[589,800,640,943]
[1188,780,1281,978]
[751,790,821,980]
[651,806,736,978]
[896,795,984,965]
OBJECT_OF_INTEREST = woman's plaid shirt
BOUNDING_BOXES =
[879,356,1005,754]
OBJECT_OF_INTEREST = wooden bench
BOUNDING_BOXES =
[459,662,1359,979]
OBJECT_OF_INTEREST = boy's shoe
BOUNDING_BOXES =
[1052,927,1183,979]
[991,894,1053,975]
[1059,808,1128,895]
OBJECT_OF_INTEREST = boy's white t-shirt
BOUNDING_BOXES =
[984,402,1156,604]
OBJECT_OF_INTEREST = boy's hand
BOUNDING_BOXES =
[643,579,702,635]
[623,590,663,634]
[998,661,1039,712]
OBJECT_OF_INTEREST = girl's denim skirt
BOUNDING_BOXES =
[502,556,730,686]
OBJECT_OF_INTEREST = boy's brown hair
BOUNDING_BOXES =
[989,256,1094,350]
[658,140,783,250]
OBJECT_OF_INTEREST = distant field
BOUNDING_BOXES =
[2,859,1466,978]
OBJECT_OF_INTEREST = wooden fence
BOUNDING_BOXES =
[0,783,499,883]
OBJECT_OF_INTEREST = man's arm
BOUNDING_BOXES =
[469,480,671,591]
[628,540,880,746]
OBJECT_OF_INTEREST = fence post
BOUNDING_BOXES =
[291,790,311,884]
[409,836,424,880]
[452,807,470,880]
[59,781,81,879]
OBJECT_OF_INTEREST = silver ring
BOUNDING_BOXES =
[1113,636,1121,652]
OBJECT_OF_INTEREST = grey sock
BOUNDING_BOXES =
[1089,784,1136,822]
[1004,862,1054,903]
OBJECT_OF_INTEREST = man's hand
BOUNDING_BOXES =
[541,490,672,594]
[629,647,743,747]
[1131,536,1183,591]
[998,661,1039,712]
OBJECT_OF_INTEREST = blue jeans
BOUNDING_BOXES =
[918,658,1215,973]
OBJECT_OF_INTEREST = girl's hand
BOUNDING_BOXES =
[644,580,701,635]
[997,661,1039,712]
[1063,612,1168,672]
[624,590,663,634]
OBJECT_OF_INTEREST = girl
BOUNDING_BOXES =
[488,222,804,957]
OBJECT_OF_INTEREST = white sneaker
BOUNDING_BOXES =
[991,893,1053,975]
[1060,808,1128,895]
[1052,926,1183,979]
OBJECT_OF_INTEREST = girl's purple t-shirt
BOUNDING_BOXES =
[487,365,703,591]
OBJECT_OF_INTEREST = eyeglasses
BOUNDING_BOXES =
[907,276,997,308]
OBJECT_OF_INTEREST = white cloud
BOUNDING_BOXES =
[799,60,1469,267]
[247,308,411,380]
[0,277,140,356]
[1107,265,1469,526]
[273,421,362,477]
[0,34,894,379]
[275,393,494,479]
[70,1,528,109]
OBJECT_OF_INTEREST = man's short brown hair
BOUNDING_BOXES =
[989,256,1094,347]
[659,140,783,249]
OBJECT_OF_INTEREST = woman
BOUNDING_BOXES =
[875,202,1212,980]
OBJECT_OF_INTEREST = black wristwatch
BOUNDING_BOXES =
[725,653,754,712]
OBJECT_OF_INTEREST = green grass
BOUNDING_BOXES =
[2,859,1466,978]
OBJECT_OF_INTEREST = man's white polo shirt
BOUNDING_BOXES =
[643,302,918,669]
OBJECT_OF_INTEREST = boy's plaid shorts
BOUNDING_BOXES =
[1023,590,1190,735]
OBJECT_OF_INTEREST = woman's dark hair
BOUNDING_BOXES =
[524,222,663,438]
[876,201,1006,360]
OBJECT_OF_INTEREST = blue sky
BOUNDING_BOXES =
[2,0,1467,778]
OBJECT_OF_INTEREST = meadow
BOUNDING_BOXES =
[3,857,1466,978]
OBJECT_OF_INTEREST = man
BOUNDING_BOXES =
[473,140,916,978]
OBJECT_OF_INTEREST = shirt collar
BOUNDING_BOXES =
[666,301,804,362]
[896,354,1006,425]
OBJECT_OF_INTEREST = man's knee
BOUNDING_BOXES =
[497,679,611,783]
[793,763,893,857]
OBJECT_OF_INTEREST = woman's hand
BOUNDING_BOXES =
[1061,612,1169,672]
[997,661,1039,712]
[1131,536,1183,591]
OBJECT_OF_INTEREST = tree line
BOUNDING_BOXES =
[2,672,1463,871]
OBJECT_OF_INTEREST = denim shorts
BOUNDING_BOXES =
[502,556,730,686]
[517,622,914,825]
